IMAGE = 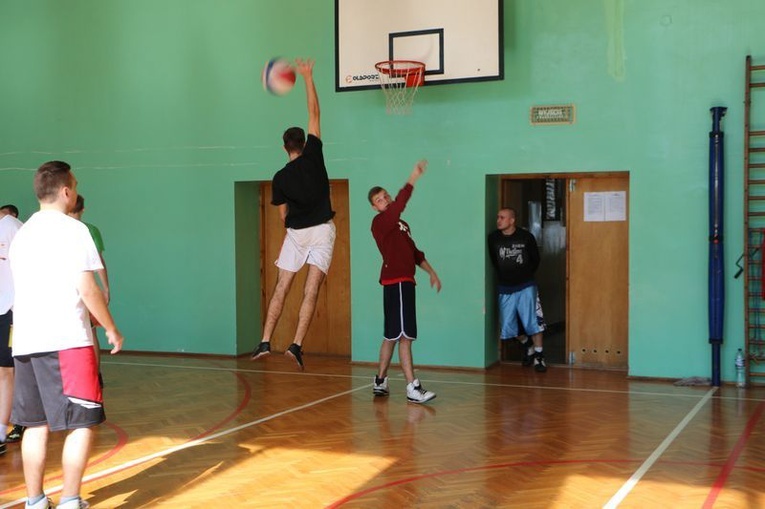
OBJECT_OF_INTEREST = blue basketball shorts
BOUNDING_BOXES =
[498,285,546,340]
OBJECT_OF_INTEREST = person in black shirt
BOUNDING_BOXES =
[251,58,336,370]
[487,207,547,372]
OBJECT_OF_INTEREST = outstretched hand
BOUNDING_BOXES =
[294,58,315,80]
[408,159,428,185]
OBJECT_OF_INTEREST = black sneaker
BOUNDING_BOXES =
[250,342,271,361]
[520,341,534,367]
[0,440,5,455]
[6,424,24,443]
[533,352,548,373]
[285,343,304,371]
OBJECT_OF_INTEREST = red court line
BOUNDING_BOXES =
[193,367,253,440]
[325,459,639,508]
[0,364,252,501]
[702,400,765,508]
[326,455,765,508]
[0,422,128,497]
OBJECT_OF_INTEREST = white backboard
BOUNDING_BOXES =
[335,0,503,91]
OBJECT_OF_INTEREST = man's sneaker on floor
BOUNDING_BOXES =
[26,497,52,509]
[521,346,534,366]
[250,341,271,361]
[56,498,89,509]
[0,440,5,456]
[285,343,304,370]
[533,352,548,372]
[373,376,389,397]
[406,379,436,404]
[7,424,25,442]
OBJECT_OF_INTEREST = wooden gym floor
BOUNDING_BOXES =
[1,353,764,508]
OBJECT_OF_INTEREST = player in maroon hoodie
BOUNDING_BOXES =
[368,160,441,404]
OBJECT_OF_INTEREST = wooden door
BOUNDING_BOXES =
[567,174,629,369]
[260,180,351,356]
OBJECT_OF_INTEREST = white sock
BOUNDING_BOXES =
[0,422,7,442]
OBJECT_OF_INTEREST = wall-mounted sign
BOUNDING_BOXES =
[530,104,575,125]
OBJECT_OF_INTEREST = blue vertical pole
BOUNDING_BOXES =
[709,106,727,387]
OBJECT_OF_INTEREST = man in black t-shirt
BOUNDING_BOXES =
[251,58,336,370]
[488,207,547,372]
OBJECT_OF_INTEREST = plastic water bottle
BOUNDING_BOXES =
[735,349,746,388]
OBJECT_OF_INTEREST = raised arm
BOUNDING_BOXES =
[375,160,429,231]
[407,159,427,186]
[295,58,320,139]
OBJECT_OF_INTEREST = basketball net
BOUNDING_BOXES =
[375,60,425,115]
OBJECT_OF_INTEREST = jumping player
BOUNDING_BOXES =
[250,58,335,370]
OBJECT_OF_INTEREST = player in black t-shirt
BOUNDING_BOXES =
[251,58,336,370]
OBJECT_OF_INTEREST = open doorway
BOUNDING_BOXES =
[259,179,351,357]
[499,177,567,365]
[494,172,629,370]
[233,179,351,357]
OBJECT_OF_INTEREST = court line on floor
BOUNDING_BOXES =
[602,386,718,509]
[702,399,765,508]
[0,422,129,498]
[0,384,371,509]
[102,360,759,401]
[326,453,765,508]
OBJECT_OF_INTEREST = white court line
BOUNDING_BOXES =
[0,384,371,509]
[602,386,718,509]
[102,360,747,401]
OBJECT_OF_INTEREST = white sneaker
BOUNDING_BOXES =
[406,379,436,404]
[56,499,89,509]
[373,376,389,396]
[26,498,52,509]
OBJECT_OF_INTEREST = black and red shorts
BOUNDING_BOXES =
[12,346,105,431]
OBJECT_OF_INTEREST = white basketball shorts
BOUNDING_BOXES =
[276,220,336,274]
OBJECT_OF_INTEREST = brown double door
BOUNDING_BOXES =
[260,180,351,356]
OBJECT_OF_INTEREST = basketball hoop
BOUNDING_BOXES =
[375,60,425,115]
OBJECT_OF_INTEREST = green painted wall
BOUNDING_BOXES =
[1,1,763,381]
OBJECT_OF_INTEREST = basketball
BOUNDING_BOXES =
[262,58,296,96]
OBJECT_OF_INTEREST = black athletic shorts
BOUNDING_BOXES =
[0,310,12,368]
[383,281,417,340]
